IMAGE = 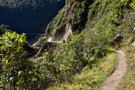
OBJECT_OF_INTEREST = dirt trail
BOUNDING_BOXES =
[100,51,127,90]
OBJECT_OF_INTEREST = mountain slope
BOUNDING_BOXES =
[46,0,135,41]
[36,0,135,89]
[1,0,135,89]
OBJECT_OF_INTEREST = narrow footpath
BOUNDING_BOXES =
[100,51,127,90]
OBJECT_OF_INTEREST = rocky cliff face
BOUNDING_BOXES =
[0,0,65,34]
[46,0,94,37]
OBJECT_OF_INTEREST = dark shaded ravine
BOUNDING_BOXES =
[0,0,65,42]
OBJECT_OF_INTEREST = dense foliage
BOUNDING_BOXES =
[46,0,135,40]
[0,0,135,89]
[117,0,135,89]
[49,53,118,89]
[0,32,38,89]
[35,31,110,88]
[1,31,108,89]
[46,0,93,35]
[39,0,135,88]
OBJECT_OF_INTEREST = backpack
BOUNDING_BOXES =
[114,35,123,41]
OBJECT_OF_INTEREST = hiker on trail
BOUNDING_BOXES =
[114,33,123,50]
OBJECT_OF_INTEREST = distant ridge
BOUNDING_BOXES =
[0,0,65,34]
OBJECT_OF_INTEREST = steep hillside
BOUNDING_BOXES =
[46,0,135,41]
[46,0,93,39]
[0,0,65,34]
[36,0,135,89]
[1,0,135,89]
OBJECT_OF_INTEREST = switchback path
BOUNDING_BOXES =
[100,51,127,90]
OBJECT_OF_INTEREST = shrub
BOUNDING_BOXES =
[35,33,109,87]
[0,32,37,89]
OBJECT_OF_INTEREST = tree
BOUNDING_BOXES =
[0,32,36,89]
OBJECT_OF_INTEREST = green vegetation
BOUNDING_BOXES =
[1,0,135,89]
[46,0,93,35]
[0,32,38,89]
[117,46,135,89]
[48,52,118,89]
[33,23,118,88]
[117,2,135,89]
[34,33,109,86]
[46,0,135,41]
[43,0,135,89]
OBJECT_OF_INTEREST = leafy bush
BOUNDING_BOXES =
[35,33,109,88]
[0,32,37,89]
[36,34,87,84]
